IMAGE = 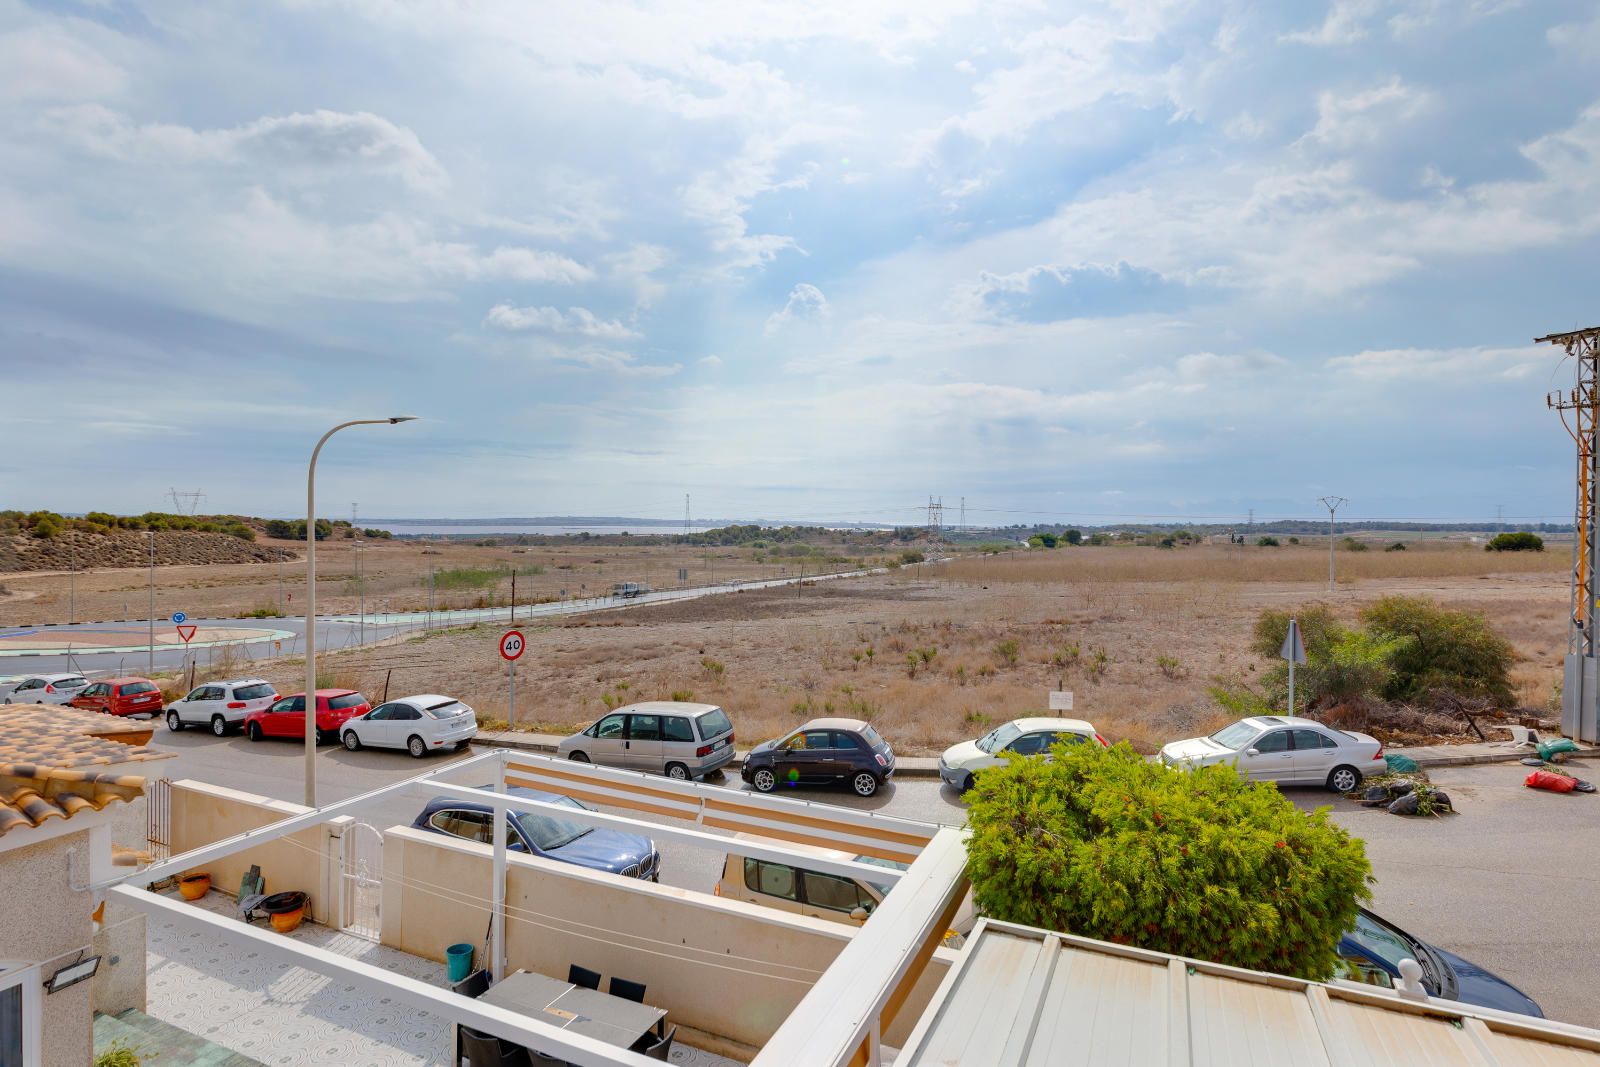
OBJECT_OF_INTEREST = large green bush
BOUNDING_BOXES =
[965,743,1371,980]
[1486,531,1543,553]
[1359,595,1514,705]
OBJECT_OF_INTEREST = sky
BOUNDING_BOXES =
[5,0,1600,527]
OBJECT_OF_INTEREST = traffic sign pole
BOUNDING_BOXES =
[500,630,526,730]
[508,658,515,731]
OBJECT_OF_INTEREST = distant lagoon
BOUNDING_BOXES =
[366,523,724,537]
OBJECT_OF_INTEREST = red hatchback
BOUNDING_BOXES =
[70,677,164,717]
[244,689,371,744]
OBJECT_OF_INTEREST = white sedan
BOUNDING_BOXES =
[3,673,89,705]
[1160,715,1387,792]
[341,694,477,758]
[938,717,1106,792]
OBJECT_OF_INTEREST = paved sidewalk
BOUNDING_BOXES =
[472,730,1593,778]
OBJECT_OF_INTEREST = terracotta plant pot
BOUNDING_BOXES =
[178,873,211,901]
[260,891,309,934]
[269,907,305,933]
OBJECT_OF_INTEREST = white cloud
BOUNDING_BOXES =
[1299,76,1430,149]
[1281,1,1379,46]
[0,23,125,103]
[557,348,682,378]
[698,355,724,368]
[1325,345,1547,382]
[484,304,640,340]
[765,283,832,334]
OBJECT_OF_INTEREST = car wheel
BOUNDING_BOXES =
[407,735,427,758]
[166,711,183,732]
[665,762,689,781]
[247,722,262,742]
[568,751,590,763]
[852,772,880,797]
[960,772,975,794]
[751,767,776,793]
[211,715,228,737]
[1327,765,1361,793]
[343,731,361,752]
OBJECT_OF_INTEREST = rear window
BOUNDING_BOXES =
[328,693,366,710]
[860,725,885,748]
[233,683,275,701]
[119,682,157,695]
[424,701,466,719]
[696,708,732,739]
[59,677,87,688]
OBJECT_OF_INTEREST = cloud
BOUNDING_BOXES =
[698,355,724,368]
[765,283,831,334]
[0,23,126,103]
[1299,77,1430,149]
[556,348,682,377]
[1325,345,1547,382]
[484,304,640,340]
[973,263,1191,322]
[1280,1,1379,46]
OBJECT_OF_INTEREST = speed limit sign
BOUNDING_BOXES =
[500,630,526,661]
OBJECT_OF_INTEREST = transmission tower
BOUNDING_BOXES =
[959,497,967,533]
[167,488,205,515]
[1542,325,1600,742]
[927,496,943,544]
[1318,496,1347,592]
[684,494,691,537]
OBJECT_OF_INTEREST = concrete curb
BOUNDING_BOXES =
[472,730,946,779]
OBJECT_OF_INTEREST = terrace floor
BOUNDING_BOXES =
[145,891,742,1065]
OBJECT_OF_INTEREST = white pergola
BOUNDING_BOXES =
[100,748,970,1067]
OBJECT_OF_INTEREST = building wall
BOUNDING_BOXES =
[381,826,954,1050]
[0,831,95,1067]
[167,780,337,923]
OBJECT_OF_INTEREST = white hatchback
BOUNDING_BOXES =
[1160,715,1387,793]
[166,678,279,736]
[3,673,90,705]
[341,694,477,758]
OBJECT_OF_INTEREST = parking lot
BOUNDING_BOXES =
[135,727,1598,1029]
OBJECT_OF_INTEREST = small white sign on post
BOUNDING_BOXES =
[1048,690,1074,712]
[1281,616,1308,716]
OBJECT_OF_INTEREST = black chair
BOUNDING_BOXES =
[609,977,646,1003]
[639,1025,676,1061]
[453,969,491,999]
[567,964,601,990]
[461,1026,532,1067]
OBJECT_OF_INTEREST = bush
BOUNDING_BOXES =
[1028,533,1060,549]
[965,743,1371,980]
[225,523,256,541]
[899,550,925,564]
[1340,537,1369,552]
[31,517,61,539]
[1359,595,1515,706]
[1386,542,1407,552]
[1063,528,1082,545]
[1256,536,1279,547]
[1486,531,1543,553]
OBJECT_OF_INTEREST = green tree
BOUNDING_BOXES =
[1256,535,1280,547]
[965,743,1371,980]
[1063,528,1083,545]
[1028,533,1059,548]
[1359,596,1515,706]
[1486,531,1543,553]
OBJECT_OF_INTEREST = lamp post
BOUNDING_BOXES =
[304,417,416,807]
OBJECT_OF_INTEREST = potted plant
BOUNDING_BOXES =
[178,872,211,900]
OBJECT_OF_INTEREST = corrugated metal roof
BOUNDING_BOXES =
[898,921,1600,1067]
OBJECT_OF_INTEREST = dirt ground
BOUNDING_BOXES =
[231,543,1570,756]
[0,537,854,624]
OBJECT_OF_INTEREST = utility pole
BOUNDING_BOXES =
[1319,497,1347,592]
[1542,325,1600,743]
[959,497,966,534]
[147,530,156,676]
[927,496,943,549]
[68,524,77,625]
[355,539,365,646]
[1496,504,1504,534]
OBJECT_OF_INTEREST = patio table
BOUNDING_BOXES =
[474,970,667,1051]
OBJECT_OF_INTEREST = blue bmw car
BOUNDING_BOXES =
[411,786,660,881]
[1337,908,1542,1017]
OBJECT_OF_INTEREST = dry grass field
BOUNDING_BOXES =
[237,542,1570,756]
[0,537,852,625]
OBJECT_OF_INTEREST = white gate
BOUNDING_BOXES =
[338,821,384,941]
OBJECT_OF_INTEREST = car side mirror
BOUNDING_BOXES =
[849,907,869,923]
[1245,748,1260,757]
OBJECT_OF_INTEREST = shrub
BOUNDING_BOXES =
[964,743,1371,980]
[1486,531,1544,553]
[1255,536,1279,547]
[1028,533,1060,548]
[1359,595,1515,706]
[1063,528,1083,545]
[700,657,726,680]
[239,603,284,618]
[1340,537,1369,552]
[225,523,256,541]
[1385,542,1407,552]
[670,689,695,702]
[1288,536,1301,544]
[31,517,61,539]
[94,1038,145,1067]
[899,550,926,564]
[993,639,1020,667]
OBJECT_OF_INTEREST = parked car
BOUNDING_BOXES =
[69,677,163,717]
[341,694,478,757]
[165,678,278,736]
[1337,907,1543,1017]
[717,834,974,942]
[412,786,660,880]
[244,689,371,744]
[3,673,89,705]
[1159,715,1386,792]
[938,717,1106,792]
[741,718,895,797]
[556,701,735,780]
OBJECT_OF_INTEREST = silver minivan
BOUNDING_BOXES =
[556,701,736,780]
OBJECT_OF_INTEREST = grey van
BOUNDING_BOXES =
[556,701,735,780]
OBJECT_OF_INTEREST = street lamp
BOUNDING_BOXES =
[303,417,416,807]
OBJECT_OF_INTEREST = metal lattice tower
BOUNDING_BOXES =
[1541,326,1600,742]
[927,497,943,543]
[167,488,205,515]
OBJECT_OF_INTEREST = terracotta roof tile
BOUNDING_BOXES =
[0,704,165,837]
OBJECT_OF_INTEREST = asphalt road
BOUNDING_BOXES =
[138,727,1598,1028]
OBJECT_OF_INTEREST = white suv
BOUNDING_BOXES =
[166,678,279,736]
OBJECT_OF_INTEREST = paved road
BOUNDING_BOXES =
[138,729,1596,1028]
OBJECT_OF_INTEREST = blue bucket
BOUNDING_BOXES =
[446,943,475,983]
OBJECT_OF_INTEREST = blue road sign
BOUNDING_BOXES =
[171,611,187,625]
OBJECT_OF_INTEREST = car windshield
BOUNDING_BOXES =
[698,708,732,738]
[978,722,1023,754]
[852,854,907,897]
[1208,722,1260,750]
[1346,911,1431,979]
[515,795,594,851]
